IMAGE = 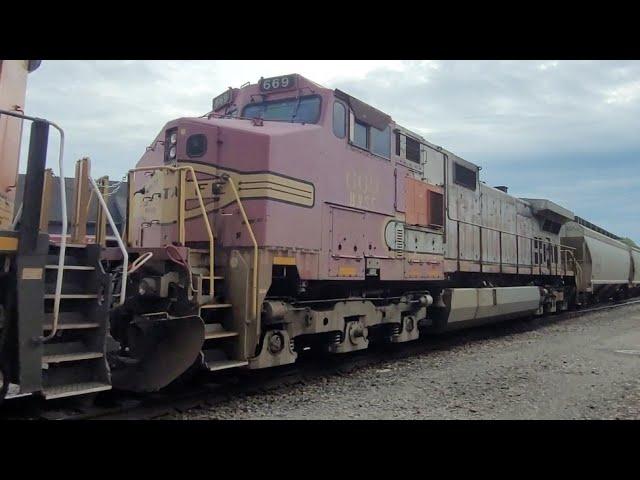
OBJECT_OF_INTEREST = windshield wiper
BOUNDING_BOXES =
[290,91,302,123]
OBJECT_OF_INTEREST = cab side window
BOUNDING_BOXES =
[350,119,390,159]
[394,132,421,164]
[371,124,390,158]
[353,121,368,149]
[332,101,346,138]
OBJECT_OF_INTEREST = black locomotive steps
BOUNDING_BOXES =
[40,243,111,400]
[43,311,100,330]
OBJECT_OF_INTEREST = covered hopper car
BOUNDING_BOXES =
[562,220,640,303]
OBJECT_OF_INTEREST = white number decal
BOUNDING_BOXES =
[262,76,293,91]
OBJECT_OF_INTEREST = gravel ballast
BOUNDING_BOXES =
[168,303,640,420]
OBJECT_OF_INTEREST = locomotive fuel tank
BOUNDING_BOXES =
[429,286,543,331]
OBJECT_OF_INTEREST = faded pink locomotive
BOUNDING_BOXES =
[108,73,636,390]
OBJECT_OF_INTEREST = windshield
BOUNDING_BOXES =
[241,95,321,124]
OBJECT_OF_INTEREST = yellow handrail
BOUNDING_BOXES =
[225,175,260,326]
[129,165,215,302]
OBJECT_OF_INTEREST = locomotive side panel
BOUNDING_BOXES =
[500,196,519,271]
[446,155,481,271]
[480,185,522,272]
[480,186,500,270]
[423,146,445,187]
[516,212,534,273]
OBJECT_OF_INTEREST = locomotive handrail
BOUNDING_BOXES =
[88,174,128,306]
[128,165,215,302]
[224,175,260,329]
[0,109,68,342]
[565,249,583,289]
[448,210,575,250]
[182,165,216,301]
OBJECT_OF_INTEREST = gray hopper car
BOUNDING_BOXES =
[561,221,640,303]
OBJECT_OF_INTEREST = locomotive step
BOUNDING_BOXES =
[204,323,238,340]
[42,351,103,364]
[49,243,88,249]
[43,322,100,330]
[45,264,95,271]
[44,311,100,330]
[42,382,111,400]
[187,248,211,254]
[200,303,232,310]
[205,359,248,372]
[44,294,99,299]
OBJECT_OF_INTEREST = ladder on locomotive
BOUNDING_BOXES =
[187,245,247,372]
[39,160,117,399]
[188,170,261,372]
[0,112,125,402]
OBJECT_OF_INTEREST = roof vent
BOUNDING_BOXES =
[495,185,508,193]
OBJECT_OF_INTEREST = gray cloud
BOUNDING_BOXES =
[334,60,640,156]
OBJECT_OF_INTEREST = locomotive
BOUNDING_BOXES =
[1,70,639,403]
[104,73,640,392]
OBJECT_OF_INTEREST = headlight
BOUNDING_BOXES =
[169,146,177,159]
[170,132,177,144]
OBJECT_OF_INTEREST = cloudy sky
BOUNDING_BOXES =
[21,60,640,242]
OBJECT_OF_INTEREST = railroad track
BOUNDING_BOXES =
[3,297,640,420]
